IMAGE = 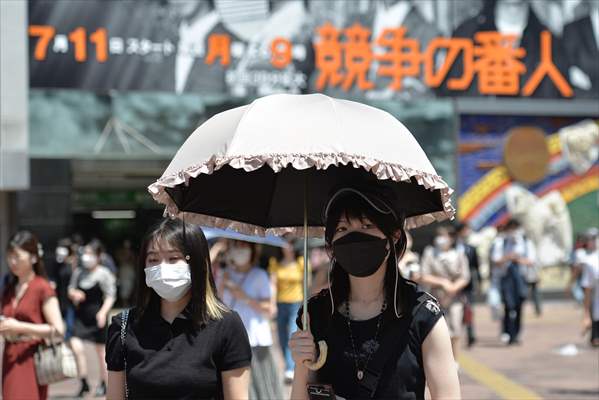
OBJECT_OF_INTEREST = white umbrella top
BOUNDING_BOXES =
[149,93,454,234]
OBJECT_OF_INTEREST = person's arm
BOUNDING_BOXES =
[290,364,316,400]
[448,252,471,294]
[415,248,451,289]
[68,269,86,305]
[105,314,127,399]
[270,270,278,318]
[106,370,125,400]
[422,318,461,399]
[518,239,536,267]
[419,273,452,290]
[581,264,593,331]
[582,286,593,332]
[0,296,64,338]
[490,239,513,267]
[222,367,250,400]
[239,294,272,315]
[471,247,482,287]
[97,296,117,329]
[290,310,317,400]
[228,272,275,317]
[97,270,117,329]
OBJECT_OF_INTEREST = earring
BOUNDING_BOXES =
[185,255,191,261]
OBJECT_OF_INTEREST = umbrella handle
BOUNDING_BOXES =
[303,340,328,370]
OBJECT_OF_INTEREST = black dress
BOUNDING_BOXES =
[105,301,252,400]
[298,283,443,400]
[70,266,116,343]
[49,261,73,317]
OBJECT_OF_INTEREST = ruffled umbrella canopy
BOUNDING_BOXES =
[149,93,453,233]
[149,93,454,369]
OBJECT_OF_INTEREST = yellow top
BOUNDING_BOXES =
[268,256,306,303]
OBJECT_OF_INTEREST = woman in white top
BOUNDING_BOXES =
[219,240,284,399]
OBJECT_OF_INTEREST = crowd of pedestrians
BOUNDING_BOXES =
[1,215,597,399]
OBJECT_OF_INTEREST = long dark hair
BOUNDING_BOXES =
[324,191,410,317]
[6,230,47,290]
[135,219,227,326]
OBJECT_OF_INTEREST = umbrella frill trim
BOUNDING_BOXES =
[148,152,455,235]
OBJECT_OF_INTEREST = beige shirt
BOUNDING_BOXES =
[421,246,470,306]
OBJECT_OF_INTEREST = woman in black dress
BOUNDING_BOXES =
[290,187,460,399]
[105,219,252,399]
[68,241,116,397]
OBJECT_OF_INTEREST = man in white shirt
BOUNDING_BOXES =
[580,229,599,346]
[490,219,536,345]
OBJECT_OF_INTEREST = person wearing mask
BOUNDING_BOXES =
[580,229,599,346]
[454,223,481,347]
[523,248,542,317]
[218,240,284,399]
[106,219,251,399]
[268,241,304,383]
[488,224,507,324]
[290,187,460,400]
[397,231,420,281]
[490,219,535,345]
[68,241,116,397]
[570,233,590,304]
[418,226,470,361]
[308,245,330,295]
[49,238,80,335]
[88,239,118,275]
[1,231,64,400]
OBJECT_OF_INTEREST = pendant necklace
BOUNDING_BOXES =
[345,298,386,381]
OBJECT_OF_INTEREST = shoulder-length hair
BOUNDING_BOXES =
[324,190,410,317]
[6,230,48,290]
[135,219,228,326]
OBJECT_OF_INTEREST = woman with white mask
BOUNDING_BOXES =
[418,226,470,360]
[105,219,251,400]
[68,240,116,397]
[218,240,284,400]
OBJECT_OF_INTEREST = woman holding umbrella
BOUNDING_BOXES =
[289,187,461,399]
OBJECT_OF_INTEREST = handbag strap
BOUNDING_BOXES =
[120,309,130,400]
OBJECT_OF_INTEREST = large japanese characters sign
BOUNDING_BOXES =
[28,0,599,99]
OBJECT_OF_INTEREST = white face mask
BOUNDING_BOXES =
[228,248,252,267]
[81,254,97,269]
[434,236,451,250]
[56,247,69,263]
[145,261,191,302]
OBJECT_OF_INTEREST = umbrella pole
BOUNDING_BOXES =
[302,180,309,331]
[301,179,328,371]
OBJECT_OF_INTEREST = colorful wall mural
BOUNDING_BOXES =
[458,116,598,266]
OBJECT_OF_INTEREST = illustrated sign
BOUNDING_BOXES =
[28,0,599,99]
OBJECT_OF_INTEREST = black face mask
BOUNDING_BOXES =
[332,231,389,278]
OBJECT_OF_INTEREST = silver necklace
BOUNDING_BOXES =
[345,299,386,381]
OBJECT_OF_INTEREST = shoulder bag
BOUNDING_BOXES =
[34,327,78,385]
[121,309,130,399]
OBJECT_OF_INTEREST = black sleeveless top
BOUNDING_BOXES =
[296,283,442,400]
